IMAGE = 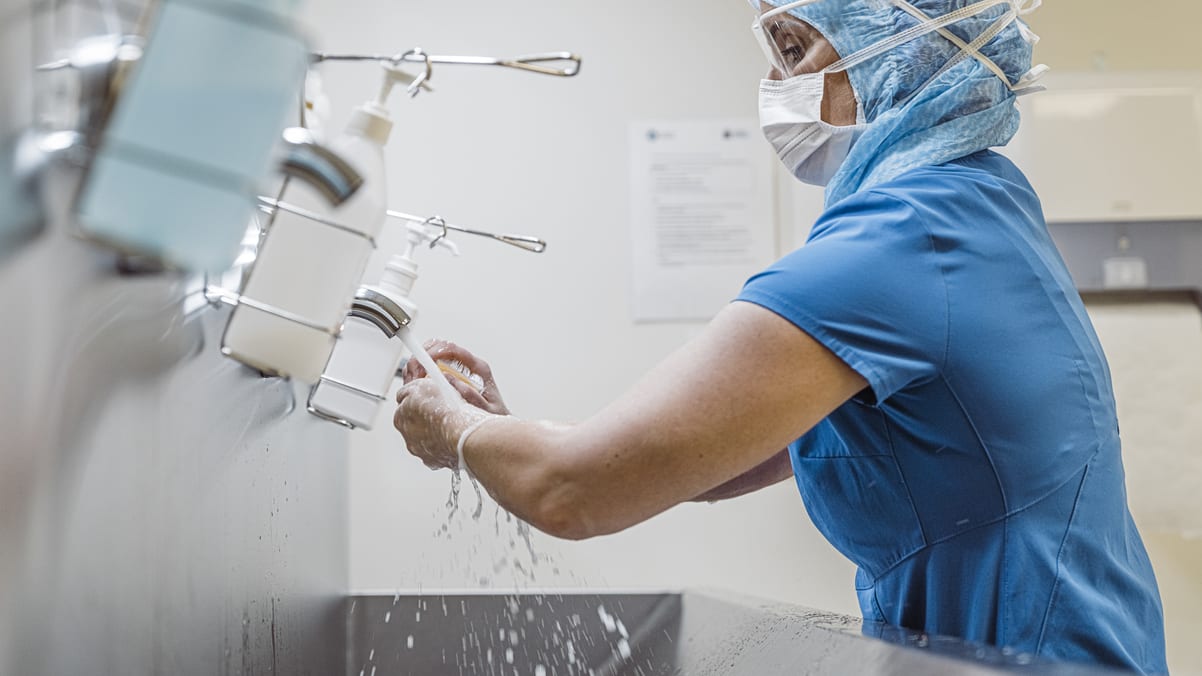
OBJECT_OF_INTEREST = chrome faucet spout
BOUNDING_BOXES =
[277,127,363,205]
[349,287,411,338]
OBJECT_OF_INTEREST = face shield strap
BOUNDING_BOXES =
[750,0,830,75]
[859,0,1049,97]
[751,0,1048,96]
[755,0,824,21]
[821,0,1012,75]
[907,7,1018,97]
[750,0,999,78]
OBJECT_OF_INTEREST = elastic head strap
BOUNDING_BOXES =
[907,5,1019,97]
[822,0,1011,74]
[889,0,1013,85]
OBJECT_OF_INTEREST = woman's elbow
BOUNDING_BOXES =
[525,481,602,541]
[513,436,634,541]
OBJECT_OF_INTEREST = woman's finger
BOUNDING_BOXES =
[446,373,489,409]
[446,342,495,382]
[401,357,425,382]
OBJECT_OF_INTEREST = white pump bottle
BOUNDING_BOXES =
[308,222,458,429]
[223,64,417,382]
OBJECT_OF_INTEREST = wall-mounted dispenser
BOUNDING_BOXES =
[307,219,459,429]
[219,46,571,384]
[219,60,427,383]
[1,1,40,263]
[1005,72,1202,307]
[73,0,313,272]
[306,212,546,429]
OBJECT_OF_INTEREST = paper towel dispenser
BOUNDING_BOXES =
[1005,72,1202,308]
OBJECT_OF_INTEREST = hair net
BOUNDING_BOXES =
[763,0,1042,206]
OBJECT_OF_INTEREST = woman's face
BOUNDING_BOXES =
[758,2,858,126]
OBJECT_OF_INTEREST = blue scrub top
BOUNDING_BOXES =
[738,150,1168,674]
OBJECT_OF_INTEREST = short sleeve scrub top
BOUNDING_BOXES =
[737,150,1168,674]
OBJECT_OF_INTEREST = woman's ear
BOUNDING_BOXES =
[822,70,859,126]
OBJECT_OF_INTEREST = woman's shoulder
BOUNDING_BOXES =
[879,150,1039,205]
[819,150,1043,237]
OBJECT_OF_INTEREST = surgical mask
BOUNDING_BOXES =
[758,73,865,186]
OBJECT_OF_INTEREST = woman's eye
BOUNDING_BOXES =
[779,38,808,69]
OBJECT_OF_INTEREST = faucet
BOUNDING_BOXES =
[348,286,412,338]
[277,127,363,206]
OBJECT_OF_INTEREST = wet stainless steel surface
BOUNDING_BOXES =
[0,136,350,676]
[345,592,1127,676]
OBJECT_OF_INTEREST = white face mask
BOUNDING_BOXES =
[758,73,865,187]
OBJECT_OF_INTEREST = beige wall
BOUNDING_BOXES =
[1030,4,1202,674]
[1030,1,1202,72]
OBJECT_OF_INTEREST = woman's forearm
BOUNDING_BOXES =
[461,415,703,540]
[689,449,793,502]
[459,417,611,540]
[398,302,868,541]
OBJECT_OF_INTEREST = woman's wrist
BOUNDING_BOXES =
[454,413,502,473]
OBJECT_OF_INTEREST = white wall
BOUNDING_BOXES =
[302,1,1202,672]
[301,0,857,614]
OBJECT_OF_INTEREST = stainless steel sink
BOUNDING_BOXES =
[344,592,1124,675]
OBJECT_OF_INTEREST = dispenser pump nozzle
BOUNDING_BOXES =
[345,61,424,145]
[382,222,459,300]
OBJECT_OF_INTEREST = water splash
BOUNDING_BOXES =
[397,326,462,402]
[398,325,474,519]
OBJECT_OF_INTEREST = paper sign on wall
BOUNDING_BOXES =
[629,119,776,322]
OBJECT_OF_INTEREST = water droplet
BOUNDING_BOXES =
[617,638,632,659]
[597,605,617,633]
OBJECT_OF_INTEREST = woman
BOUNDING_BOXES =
[394,0,1168,672]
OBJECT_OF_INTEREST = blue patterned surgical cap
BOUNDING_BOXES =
[763,0,1041,206]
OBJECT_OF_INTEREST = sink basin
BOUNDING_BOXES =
[345,591,1124,675]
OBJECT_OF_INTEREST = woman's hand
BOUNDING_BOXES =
[394,377,495,470]
[395,339,506,471]
[401,340,510,416]
[393,304,866,540]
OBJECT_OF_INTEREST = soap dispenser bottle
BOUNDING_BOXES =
[222,63,412,383]
[307,223,457,429]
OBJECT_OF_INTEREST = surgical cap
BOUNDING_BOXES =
[763,0,1040,206]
